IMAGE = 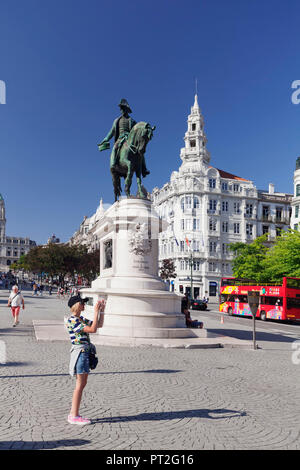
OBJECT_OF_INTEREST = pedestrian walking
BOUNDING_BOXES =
[8,285,25,327]
[32,282,38,296]
[65,295,105,426]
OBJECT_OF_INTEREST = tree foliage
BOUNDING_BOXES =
[13,243,100,285]
[263,230,300,282]
[229,231,300,283]
[228,235,269,283]
[159,258,177,281]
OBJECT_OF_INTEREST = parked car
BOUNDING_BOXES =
[191,299,207,311]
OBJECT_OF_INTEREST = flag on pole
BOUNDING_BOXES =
[172,226,179,247]
[185,237,191,249]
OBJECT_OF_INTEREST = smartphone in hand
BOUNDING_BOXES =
[97,295,107,313]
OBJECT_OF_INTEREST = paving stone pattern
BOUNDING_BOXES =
[0,291,300,450]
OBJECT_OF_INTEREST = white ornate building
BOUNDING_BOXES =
[69,198,106,251]
[0,194,36,271]
[152,95,292,298]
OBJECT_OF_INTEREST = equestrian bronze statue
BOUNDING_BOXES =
[98,99,155,201]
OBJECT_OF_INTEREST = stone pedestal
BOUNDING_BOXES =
[81,197,206,340]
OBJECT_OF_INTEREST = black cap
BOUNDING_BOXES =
[68,295,89,308]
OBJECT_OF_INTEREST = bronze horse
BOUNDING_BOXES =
[110,122,155,201]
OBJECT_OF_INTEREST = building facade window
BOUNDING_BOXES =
[209,199,217,212]
[193,260,200,271]
[209,219,217,231]
[262,225,269,235]
[296,184,300,197]
[222,263,230,273]
[276,207,283,221]
[181,196,192,211]
[246,203,253,217]
[222,201,228,212]
[193,240,200,252]
[262,205,270,219]
[222,221,228,233]
[209,178,216,189]
[208,262,217,272]
[193,219,200,230]
[222,243,228,254]
[295,205,299,218]
[209,241,217,253]
[222,182,228,191]
[233,223,240,234]
[246,223,253,236]
[233,202,240,214]
[193,197,200,209]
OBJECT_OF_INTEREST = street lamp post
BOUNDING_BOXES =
[190,251,193,299]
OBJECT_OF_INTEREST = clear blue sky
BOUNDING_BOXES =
[1,0,299,244]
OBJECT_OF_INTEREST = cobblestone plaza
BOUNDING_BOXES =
[0,291,299,450]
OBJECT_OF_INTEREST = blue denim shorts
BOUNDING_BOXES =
[75,350,90,374]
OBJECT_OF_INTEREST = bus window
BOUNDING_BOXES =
[260,296,283,306]
[287,298,300,309]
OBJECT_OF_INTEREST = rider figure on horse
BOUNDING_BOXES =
[98,99,150,178]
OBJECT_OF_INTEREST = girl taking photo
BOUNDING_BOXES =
[65,294,105,426]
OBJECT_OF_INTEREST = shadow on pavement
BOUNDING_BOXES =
[92,408,247,423]
[0,369,182,379]
[0,439,90,450]
[208,328,296,343]
[0,362,36,367]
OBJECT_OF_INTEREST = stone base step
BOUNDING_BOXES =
[98,326,207,339]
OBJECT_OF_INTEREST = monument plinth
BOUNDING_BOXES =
[81,197,204,340]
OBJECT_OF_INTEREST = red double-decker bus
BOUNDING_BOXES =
[219,277,300,321]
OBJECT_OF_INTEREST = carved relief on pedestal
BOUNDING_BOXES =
[128,222,152,256]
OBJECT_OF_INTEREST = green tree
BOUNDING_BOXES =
[77,248,100,284]
[20,243,100,286]
[263,230,300,282]
[228,235,269,283]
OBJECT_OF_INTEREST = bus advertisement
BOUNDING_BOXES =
[219,277,300,321]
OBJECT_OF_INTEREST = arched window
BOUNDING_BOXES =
[193,197,200,209]
[180,198,185,211]
[181,196,192,212]
[186,196,192,209]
